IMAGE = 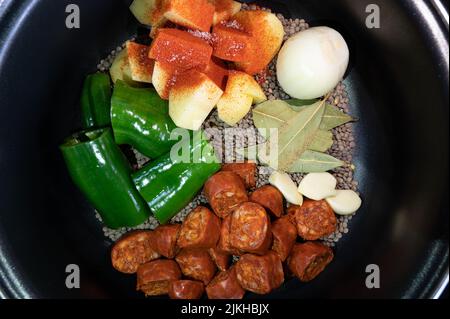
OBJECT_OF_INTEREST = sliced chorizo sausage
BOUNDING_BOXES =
[111,230,160,274]
[287,242,334,282]
[230,202,272,255]
[235,252,284,295]
[221,162,257,189]
[271,216,297,262]
[177,206,221,249]
[136,260,181,296]
[204,171,248,218]
[209,247,231,271]
[206,266,245,299]
[152,224,181,259]
[267,251,285,289]
[250,185,284,217]
[217,215,241,256]
[175,248,217,285]
[168,280,205,300]
[287,200,337,240]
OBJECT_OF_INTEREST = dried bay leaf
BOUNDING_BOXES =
[252,100,298,139]
[287,150,344,173]
[253,101,334,153]
[249,97,347,173]
[285,98,319,107]
[276,101,326,171]
[308,130,334,152]
[239,146,344,173]
[287,101,354,131]
[320,105,354,131]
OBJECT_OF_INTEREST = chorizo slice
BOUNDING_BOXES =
[206,266,245,299]
[230,202,272,255]
[136,260,181,296]
[221,162,257,189]
[152,224,181,258]
[204,171,248,218]
[271,216,297,262]
[175,248,217,285]
[250,185,284,217]
[177,206,221,249]
[287,242,334,282]
[235,253,284,295]
[209,247,231,272]
[267,251,285,289]
[288,200,337,240]
[217,215,241,256]
[111,231,160,274]
[168,280,205,300]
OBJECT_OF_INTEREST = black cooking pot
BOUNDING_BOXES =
[0,0,448,299]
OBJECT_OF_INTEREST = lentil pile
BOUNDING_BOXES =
[96,4,358,247]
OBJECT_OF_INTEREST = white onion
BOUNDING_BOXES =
[277,26,349,99]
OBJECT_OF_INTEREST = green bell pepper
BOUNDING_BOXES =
[60,127,150,229]
[80,73,112,128]
[132,131,221,224]
[111,80,177,159]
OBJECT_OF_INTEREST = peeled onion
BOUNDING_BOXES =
[298,172,337,200]
[326,190,362,215]
[269,171,303,206]
[276,26,349,99]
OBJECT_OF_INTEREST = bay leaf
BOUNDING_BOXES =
[276,100,326,171]
[285,98,319,107]
[287,150,344,173]
[288,102,354,131]
[320,105,354,131]
[252,100,298,139]
[253,100,334,153]
[308,130,334,152]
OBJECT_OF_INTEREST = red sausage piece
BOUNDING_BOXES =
[209,247,231,272]
[288,242,334,282]
[204,171,248,218]
[136,260,182,296]
[152,224,181,259]
[206,266,245,299]
[271,216,297,262]
[288,200,337,240]
[230,202,272,255]
[217,215,241,256]
[111,231,160,274]
[235,252,284,295]
[221,162,257,189]
[250,185,284,217]
[178,206,221,249]
[175,248,217,285]
[268,251,285,290]
[168,280,205,300]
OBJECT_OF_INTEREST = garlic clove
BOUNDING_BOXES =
[298,172,337,200]
[269,171,303,206]
[326,190,362,215]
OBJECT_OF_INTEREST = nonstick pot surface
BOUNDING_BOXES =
[0,0,448,299]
